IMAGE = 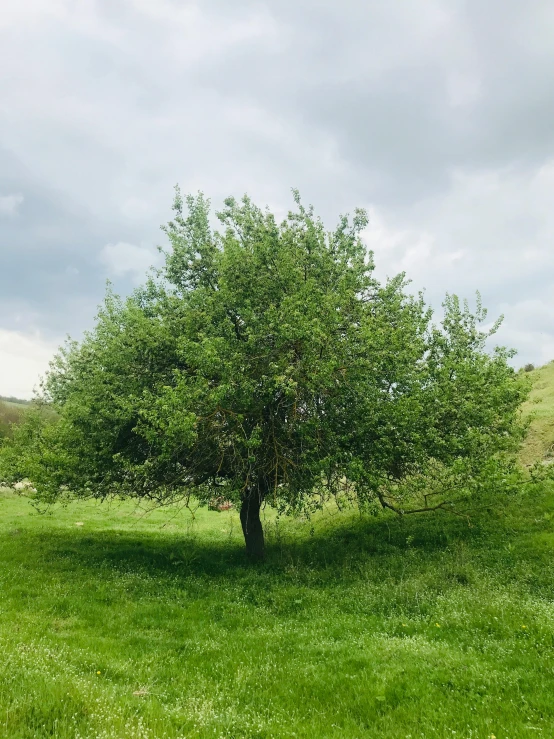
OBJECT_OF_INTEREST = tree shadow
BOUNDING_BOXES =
[7,500,506,588]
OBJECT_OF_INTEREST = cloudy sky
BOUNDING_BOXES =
[1,0,554,397]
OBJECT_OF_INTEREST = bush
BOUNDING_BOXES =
[524,363,535,372]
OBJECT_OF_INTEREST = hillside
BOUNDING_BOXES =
[0,397,55,439]
[0,399,26,439]
[519,360,554,466]
[0,395,31,405]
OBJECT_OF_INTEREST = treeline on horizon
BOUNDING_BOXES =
[0,395,31,405]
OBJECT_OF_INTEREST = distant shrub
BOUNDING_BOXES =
[524,363,535,372]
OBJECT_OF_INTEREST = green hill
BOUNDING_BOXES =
[519,360,554,466]
[0,397,56,439]
[0,395,31,405]
[0,399,26,439]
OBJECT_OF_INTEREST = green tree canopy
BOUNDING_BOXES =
[0,190,528,558]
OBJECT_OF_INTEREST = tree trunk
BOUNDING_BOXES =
[240,490,265,561]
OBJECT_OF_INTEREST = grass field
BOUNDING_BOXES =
[519,361,554,466]
[1,366,554,738]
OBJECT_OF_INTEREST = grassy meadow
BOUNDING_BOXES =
[519,361,554,466]
[1,364,554,738]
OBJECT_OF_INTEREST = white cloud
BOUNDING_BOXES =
[362,208,461,283]
[446,72,482,108]
[0,329,58,399]
[494,300,554,368]
[99,241,162,282]
[1,0,554,384]
[0,193,23,216]
[362,161,554,367]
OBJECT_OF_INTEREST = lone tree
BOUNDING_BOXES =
[0,190,527,559]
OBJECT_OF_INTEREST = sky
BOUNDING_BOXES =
[1,0,554,398]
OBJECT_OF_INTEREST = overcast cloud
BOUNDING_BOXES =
[1,0,553,397]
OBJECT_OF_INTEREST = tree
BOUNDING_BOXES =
[0,190,528,559]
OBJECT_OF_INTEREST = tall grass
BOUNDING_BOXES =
[0,400,25,439]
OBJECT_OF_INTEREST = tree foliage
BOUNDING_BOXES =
[0,190,529,557]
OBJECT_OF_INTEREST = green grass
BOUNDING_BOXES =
[1,481,554,738]
[1,364,554,738]
[519,361,554,466]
